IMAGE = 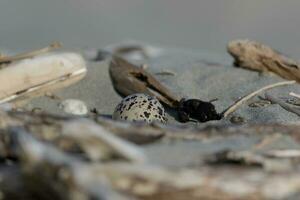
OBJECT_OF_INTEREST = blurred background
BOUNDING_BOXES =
[0,0,299,57]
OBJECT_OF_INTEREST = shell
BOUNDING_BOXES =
[0,52,87,105]
[59,99,88,115]
[112,93,167,123]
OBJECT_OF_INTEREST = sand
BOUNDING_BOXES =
[0,42,298,169]
[25,42,300,125]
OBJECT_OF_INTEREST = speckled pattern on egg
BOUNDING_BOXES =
[112,93,167,123]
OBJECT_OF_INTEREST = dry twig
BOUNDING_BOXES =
[289,92,300,99]
[154,70,177,76]
[0,42,62,64]
[264,92,300,117]
[0,111,300,199]
[222,80,295,117]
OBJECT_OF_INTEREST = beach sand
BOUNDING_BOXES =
[25,43,300,125]
[21,43,300,168]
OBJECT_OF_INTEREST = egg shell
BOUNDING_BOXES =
[113,93,167,123]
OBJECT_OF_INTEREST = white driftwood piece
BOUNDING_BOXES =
[0,52,87,104]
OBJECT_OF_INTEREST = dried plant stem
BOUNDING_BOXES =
[222,80,296,117]
[265,92,300,117]
[0,42,62,64]
[289,92,300,99]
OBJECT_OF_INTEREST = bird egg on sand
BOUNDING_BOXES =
[113,93,167,123]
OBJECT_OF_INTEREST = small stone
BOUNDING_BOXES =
[230,115,246,124]
[286,98,300,106]
[31,107,43,114]
[248,100,271,108]
[58,99,88,115]
[112,93,167,123]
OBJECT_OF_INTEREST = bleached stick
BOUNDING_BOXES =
[222,80,296,117]
[0,52,87,104]
[265,92,300,117]
[289,92,300,99]
[0,42,61,64]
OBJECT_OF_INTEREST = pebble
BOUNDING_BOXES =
[112,93,167,123]
[31,107,43,114]
[248,100,271,108]
[286,98,300,106]
[230,115,246,124]
[58,99,88,116]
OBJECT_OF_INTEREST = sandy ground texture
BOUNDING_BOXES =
[0,43,299,177]
[1,44,299,200]
[24,42,300,126]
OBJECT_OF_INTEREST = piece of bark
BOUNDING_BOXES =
[0,52,87,106]
[0,111,146,162]
[227,39,300,83]
[222,80,295,117]
[109,56,180,107]
[264,92,300,117]
[290,92,300,99]
[0,42,61,64]
[61,119,146,163]
[2,111,300,145]
[109,56,223,123]
[1,111,300,199]
[10,127,129,200]
[11,131,300,200]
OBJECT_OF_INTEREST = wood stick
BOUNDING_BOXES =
[1,111,300,199]
[289,92,300,99]
[265,92,300,117]
[222,80,296,117]
[109,56,181,107]
[0,52,86,105]
[0,42,62,64]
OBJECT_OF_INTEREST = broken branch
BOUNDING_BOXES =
[222,80,295,117]
[0,42,62,64]
[264,92,300,117]
[289,92,300,99]
[228,39,300,83]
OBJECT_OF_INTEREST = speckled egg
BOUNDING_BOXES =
[112,93,167,123]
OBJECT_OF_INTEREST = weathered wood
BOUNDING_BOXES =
[0,42,61,64]
[109,56,180,107]
[0,52,87,105]
[228,39,300,83]
[0,111,300,199]
[265,92,300,117]
[2,111,300,143]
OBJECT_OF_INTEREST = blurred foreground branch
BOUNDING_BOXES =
[0,111,300,199]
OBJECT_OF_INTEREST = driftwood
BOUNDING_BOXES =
[0,111,300,199]
[222,80,295,117]
[0,45,87,106]
[290,92,300,99]
[228,39,300,83]
[0,42,61,64]
[109,56,298,122]
[264,92,300,117]
[109,56,180,107]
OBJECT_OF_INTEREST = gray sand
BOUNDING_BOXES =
[8,43,300,168]
[26,43,300,125]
